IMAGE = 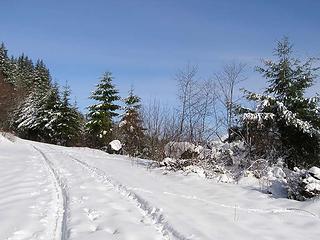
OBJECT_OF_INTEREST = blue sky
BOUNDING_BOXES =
[1,0,319,112]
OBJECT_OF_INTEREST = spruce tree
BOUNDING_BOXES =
[13,61,56,142]
[34,59,51,90]
[15,54,35,91]
[119,88,145,156]
[13,88,44,140]
[86,72,120,148]
[40,83,61,142]
[0,43,15,84]
[239,37,320,168]
[54,84,82,146]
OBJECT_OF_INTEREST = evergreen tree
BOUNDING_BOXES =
[86,72,120,148]
[119,88,145,156]
[239,37,320,168]
[13,88,45,140]
[13,62,57,142]
[15,54,35,91]
[1,44,83,146]
[54,84,82,146]
[40,83,62,142]
[0,43,15,84]
[34,59,51,90]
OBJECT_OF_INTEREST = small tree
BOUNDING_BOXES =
[86,72,120,148]
[119,88,145,156]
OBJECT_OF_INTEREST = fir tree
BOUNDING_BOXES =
[34,59,51,90]
[15,54,35,91]
[13,88,45,140]
[54,84,82,146]
[119,88,145,156]
[86,72,120,148]
[40,83,61,142]
[0,43,15,84]
[13,62,56,142]
[239,37,320,168]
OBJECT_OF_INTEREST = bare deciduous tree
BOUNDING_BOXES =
[176,64,198,141]
[215,62,246,140]
[176,64,220,143]
[142,99,178,160]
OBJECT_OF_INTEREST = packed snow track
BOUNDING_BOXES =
[1,135,320,240]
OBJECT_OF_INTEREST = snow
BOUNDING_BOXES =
[304,177,320,192]
[160,157,177,166]
[183,165,206,178]
[217,173,234,183]
[118,120,127,128]
[164,141,202,159]
[1,135,320,239]
[309,166,320,180]
[243,92,320,136]
[109,139,122,151]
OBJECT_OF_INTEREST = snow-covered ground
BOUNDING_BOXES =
[1,135,320,240]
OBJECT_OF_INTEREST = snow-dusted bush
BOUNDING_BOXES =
[102,139,123,154]
[264,165,288,197]
[160,139,320,202]
[210,140,248,167]
[286,166,320,201]
[160,157,198,171]
[109,140,122,151]
[164,141,204,159]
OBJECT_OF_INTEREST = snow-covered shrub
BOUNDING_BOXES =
[164,141,204,159]
[237,170,260,186]
[286,166,320,201]
[103,139,123,154]
[160,157,198,171]
[210,140,247,167]
[264,166,288,197]
[0,131,16,142]
[159,157,176,167]
[183,165,206,178]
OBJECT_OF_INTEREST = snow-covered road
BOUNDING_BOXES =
[1,135,320,240]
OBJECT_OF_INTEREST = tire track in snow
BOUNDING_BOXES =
[56,150,190,240]
[32,146,68,240]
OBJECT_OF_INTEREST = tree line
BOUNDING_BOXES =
[0,38,319,169]
[0,43,146,155]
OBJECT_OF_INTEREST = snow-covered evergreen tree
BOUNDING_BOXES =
[54,84,83,146]
[239,37,320,168]
[119,88,145,156]
[1,44,83,145]
[86,72,120,147]
[13,62,58,142]
[0,43,15,84]
[15,54,36,91]
[40,83,62,142]
[34,59,51,90]
[13,87,47,140]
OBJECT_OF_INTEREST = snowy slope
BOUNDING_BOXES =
[1,135,320,240]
